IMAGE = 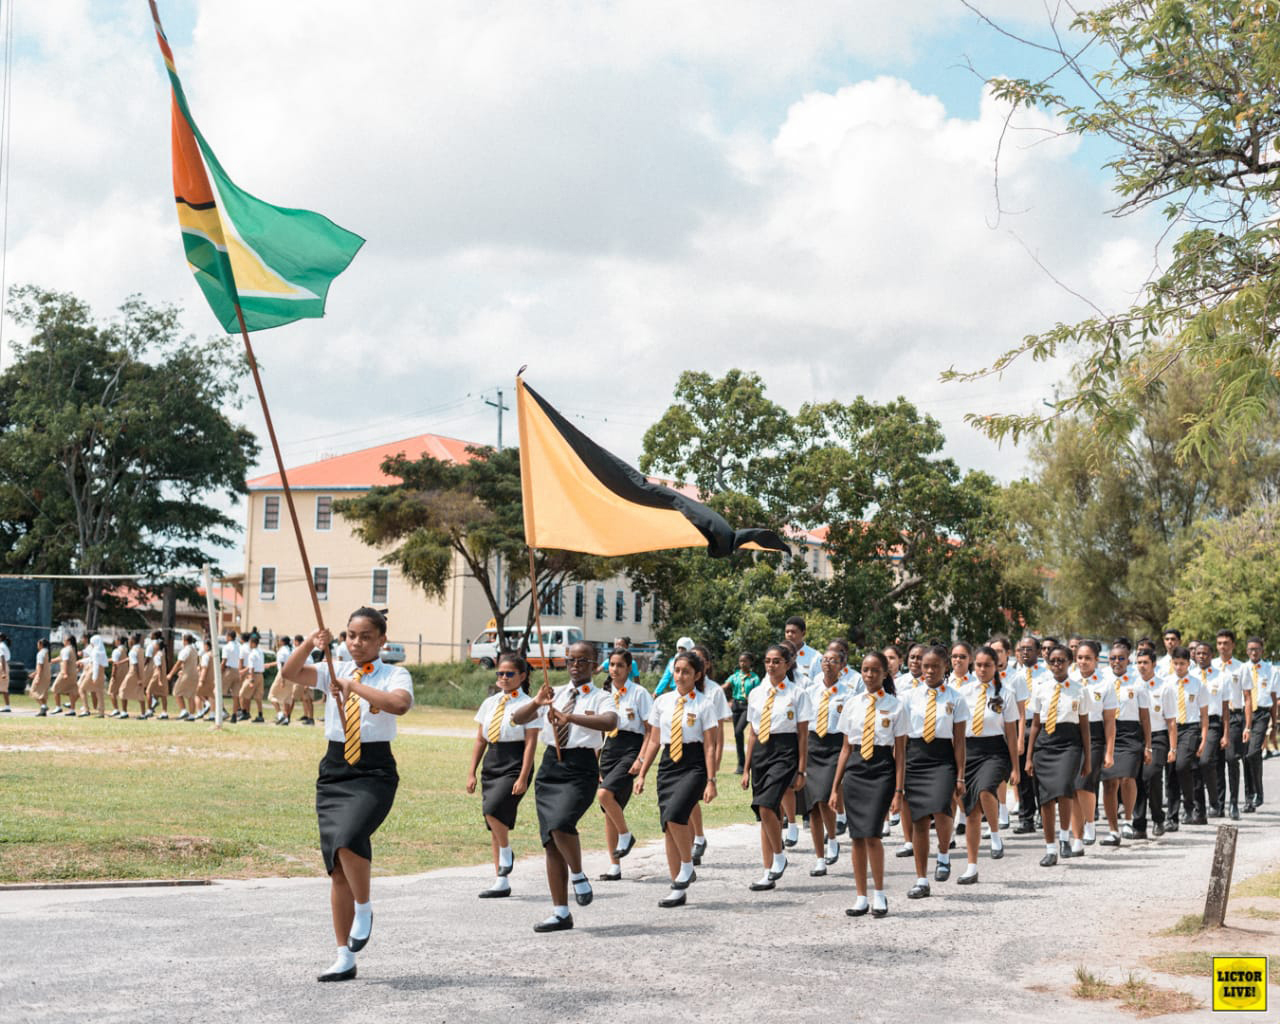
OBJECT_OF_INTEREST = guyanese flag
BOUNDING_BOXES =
[150,1,363,333]
[517,377,791,558]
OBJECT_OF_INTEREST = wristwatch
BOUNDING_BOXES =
[708,775,717,783]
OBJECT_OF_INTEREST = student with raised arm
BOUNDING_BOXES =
[281,608,412,982]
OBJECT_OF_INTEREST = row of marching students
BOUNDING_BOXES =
[24,632,279,722]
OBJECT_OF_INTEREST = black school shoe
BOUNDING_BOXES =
[934,861,951,882]
[1058,840,1073,859]
[907,882,931,899]
[658,892,686,909]
[614,834,636,860]
[1099,834,1121,847]
[1039,852,1058,867]
[1011,822,1036,834]
[317,966,357,982]
[533,914,574,933]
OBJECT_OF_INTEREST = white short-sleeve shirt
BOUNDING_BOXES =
[808,678,856,736]
[60,644,74,667]
[1031,677,1088,726]
[1164,675,1205,725]
[0,642,9,666]
[902,682,970,738]
[602,680,654,737]
[177,644,195,665]
[957,678,1018,738]
[1195,667,1229,716]
[1106,670,1151,722]
[315,658,414,742]
[474,689,538,744]
[1138,674,1172,730]
[36,647,48,667]
[837,690,908,748]
[536,683,615,750]
[648,689,721,746]
[702,680,731,721]
[128,644,141,666]
[1248,661,1275,708]
[244,648,265,673]
[221,640,240,669]
[746,679,813,736]
[1080,673,1119,717]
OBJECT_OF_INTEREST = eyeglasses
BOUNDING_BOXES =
[1047,657,1068,665]
[496,670,517,678]
[565,656,593,665]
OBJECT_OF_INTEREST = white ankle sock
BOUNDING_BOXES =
[1071,838,1084,852]
[327,946,355,974]
[350,901,372,940]
[936,853,950,866]
[785,823,799,841]
[852,894,869,910]
[1083,823,1096,841]
[916,876,928,887]
[570,873,591,893]
[991,833,1004,851]
[770,852,786,873]
[498,845,513,867]
[617,831,632,847]
[552,904,570,919]
[601,863,621,877]
[873,889,886,905]
[826,839,838,858]
[837,813,847,826]
[487,876,510,892]
[1046,843,1056,856]
[675,861,694,883]
[900,842,913,852]
[694,834,705,845]
[961,863,978,878]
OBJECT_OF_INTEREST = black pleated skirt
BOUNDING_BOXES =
[802,732,844,812]
[751,732,798,819]
[481,740,526,830]
[964,735,1012,815]
[1033,722,1083,804]
[1103,720,1143,780]
[842,744,896,839]
[904,737,957,821]
[598,730,645,809]
[657,742,706,830]
[534,746,599,847]
[1076,721,1106,790]
[315,741,399,875]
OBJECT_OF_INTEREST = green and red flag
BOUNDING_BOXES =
[149,1,363,333]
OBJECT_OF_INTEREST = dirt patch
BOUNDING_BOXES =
[1072,966,1203,1018]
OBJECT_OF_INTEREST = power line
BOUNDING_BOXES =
[0,0,15,368]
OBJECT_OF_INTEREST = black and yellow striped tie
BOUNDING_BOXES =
[1177,680,1187,724]
[860,694,876,761]
[670,695,685,762]
[1046,685,1061,735]
[342,663,372,766]
[923,688,937,742]
[607,686,622,739]
[972,683,987,737]
[816,687,830,738]
[487,692,511,744]
[757,689,776,743]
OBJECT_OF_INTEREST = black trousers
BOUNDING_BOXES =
[1017,720,1037,825]
[1223,709,1246,803]
[1245,707,1271,803]
[731,701,749,769]
[1201,716,1225,812]
[1174,727,1205,820]
[1133,731,1170,830]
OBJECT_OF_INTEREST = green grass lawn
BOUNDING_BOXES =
[0,693,759,883]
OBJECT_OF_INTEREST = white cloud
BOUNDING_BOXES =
[1,0,1157,569]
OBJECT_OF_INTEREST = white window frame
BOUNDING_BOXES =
[259,566,276,601]
[313,566,329,602]
[315,494,333,531]
[371,568,389,604]
[263,494,281,531]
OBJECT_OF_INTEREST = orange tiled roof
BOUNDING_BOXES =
[246,434,482,490]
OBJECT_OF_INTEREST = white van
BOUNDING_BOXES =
[468,626,585,670]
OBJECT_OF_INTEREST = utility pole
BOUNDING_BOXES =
[484,389,512,614]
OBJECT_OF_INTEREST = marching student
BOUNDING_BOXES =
[147,638,171,719]
[49,637,78,715]
[803,647,855,870]
[1192,641,1230,817]
[1070,640,1116,854]
[1025,644,1090,866]
[803,647,854,876]
[1156,628,1181,677]
[81,635,108,718]
[595,647,653,882]
[167,634,199,720]
[1243,637,1274,809]
[29,638,52,715]
[196,638,217,717]
[784,616,822,685]
[282,609,413,982]
[741,643,811,892]
[777,640,805,851]
[1213,629,1253,819]
[107,636,128,717]
[1131,648,1172,838]
[956,645,1019,882]
[468,653,539,899]
[140,631,158,707]
[949,642,974,687]
[632,650,719,908]
[285,633,318,726]
[831,650,907,918]
[0,633,9,712]
[901,645,969,899]
[237,635,269,723]
[687,644,730,866]
[985,633,1018,831]
[269,634,294,723]
[220,630,241,720]
[511,641,618,933]
[1167,646,1210,827]
[892,643,927,856]
[1100,642,1151,845]
[724,652,760,775]
[118,634,147,719]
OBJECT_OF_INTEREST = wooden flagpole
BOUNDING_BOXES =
[234,305,341,699]
[527,545,561,760]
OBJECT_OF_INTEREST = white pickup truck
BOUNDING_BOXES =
[469,626,585,670]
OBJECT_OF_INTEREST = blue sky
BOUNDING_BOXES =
[3,1,1159,570]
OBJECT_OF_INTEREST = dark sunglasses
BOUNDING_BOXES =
[496,670,517,678]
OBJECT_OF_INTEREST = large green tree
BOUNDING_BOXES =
[335,446,616,647]
[630,370,1038,656]
[998,363,1280,636]
[0,286,258,626]
[951,0,1280,461]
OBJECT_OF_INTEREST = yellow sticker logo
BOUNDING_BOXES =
[1212,956,1267,1012]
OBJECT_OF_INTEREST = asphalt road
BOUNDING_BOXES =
[4,760,1279,1024]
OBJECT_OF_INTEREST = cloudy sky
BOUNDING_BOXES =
[5,1,1159,552]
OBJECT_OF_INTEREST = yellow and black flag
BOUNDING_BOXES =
[517,377,790,558]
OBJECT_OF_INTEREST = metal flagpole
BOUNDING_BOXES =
[202,564,224,729]
[233,305,340,696]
